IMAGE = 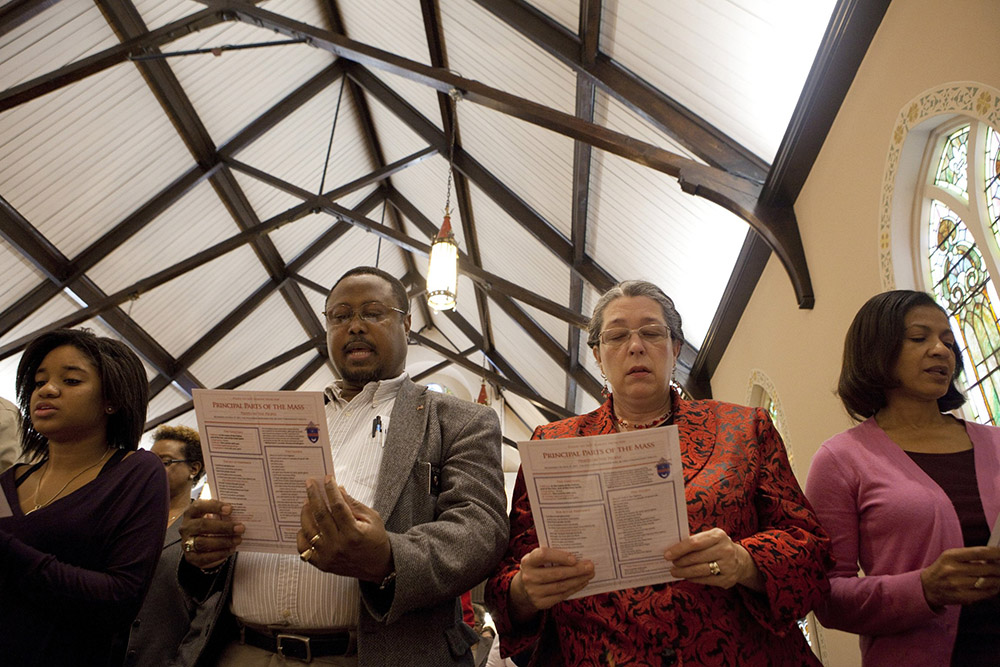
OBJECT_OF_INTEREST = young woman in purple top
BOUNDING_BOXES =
[0,328,168,666]
[807,291,1000,665]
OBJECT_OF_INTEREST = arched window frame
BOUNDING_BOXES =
[745,370,825,660]
[915,120,1000,423]
[745,369,792,467]
[881,82,1000,424]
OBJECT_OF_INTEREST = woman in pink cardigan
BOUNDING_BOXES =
[807,290,1000,665]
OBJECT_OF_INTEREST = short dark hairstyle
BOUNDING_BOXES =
[838,290,966,421]
[16,328,149,460]
[329,266,410,313]
[154,424,204,481]
[587,280,684,348]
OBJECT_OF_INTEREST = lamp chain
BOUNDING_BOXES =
[444,89,460,216]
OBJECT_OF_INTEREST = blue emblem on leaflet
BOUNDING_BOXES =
[306,422,320,443]
[656,458,671,479]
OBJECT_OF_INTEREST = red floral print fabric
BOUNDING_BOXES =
[485,390,832,666]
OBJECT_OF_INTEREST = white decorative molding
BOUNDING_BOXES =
[745,369,794,470]
[879,82,1000,290]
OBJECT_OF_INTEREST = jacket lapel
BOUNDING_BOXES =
[372,380,427,518]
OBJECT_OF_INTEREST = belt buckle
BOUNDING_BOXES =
[276,633,312,663]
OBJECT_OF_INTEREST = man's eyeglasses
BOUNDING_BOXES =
[160,458,194,467]
[322,301,407,327]
[598,324,671,346]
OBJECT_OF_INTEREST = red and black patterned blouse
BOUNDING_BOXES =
[485,390,832,666]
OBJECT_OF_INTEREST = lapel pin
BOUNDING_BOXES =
[416,405,424,411]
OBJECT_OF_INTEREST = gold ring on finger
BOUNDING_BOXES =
[310,533,322,546]
[708,561,722,576]
[300,546,315,563]
[974,576,987,589]
[183,537,197,553]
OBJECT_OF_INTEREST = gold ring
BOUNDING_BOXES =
[974,576,987,589]
[708,561,721,576]
[300,547,315,563]
[310,533,322,546]
[183,537,197,553]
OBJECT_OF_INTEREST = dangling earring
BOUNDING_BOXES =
[600,369,611,399]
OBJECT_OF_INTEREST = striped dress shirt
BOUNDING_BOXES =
[229,373,406,629]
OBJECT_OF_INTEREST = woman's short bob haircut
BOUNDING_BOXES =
[16,328,149,460]
[586,280,684,348]
[838,290,966,421]
[153,424,205,482]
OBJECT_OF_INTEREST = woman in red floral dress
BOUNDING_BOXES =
[485,280,831,666]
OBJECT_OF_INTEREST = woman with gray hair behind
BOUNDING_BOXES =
[486,280,831,665]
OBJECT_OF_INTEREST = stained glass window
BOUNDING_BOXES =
[934,126,970,196]
[987,127,1000,241]
[924,122,1000,424]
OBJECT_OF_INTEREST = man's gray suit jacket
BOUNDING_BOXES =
[353,378,509,666]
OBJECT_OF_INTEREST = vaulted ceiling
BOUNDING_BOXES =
[0,0,889,436]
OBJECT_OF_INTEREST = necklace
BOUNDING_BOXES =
[27,448,113,514]
[168,502,191,526]
[615,409,673,431]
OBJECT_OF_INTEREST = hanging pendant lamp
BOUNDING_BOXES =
[427,89,462,311]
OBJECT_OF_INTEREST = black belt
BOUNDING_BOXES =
[239,625,357,662]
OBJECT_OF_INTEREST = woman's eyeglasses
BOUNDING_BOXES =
[599,324,670,346]
[321,301,407,327]
[160,458,194,467]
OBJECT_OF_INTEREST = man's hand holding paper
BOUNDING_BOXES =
[296,473,393,583]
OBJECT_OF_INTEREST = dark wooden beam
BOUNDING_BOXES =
[685,232,770,399]
[211,162,592,330]
[349,61,613,293]
[468,0,768,182]
[678,0,891,392]
[760,0,892,207]
[438,309,541,399]
[317,0,436,327]
[0,199,341,360]
[0,8,225,111]
[172,278,282,375]
[217,3,812,305]
[419,0,495,353]
[281,353,328,390]
[97,0,326,347]
[411,351,474,383]
[0,164,215,337]
[0,0,63,37]
[565,0,601,411]
[350,62,620,301]
[0,195,204,391]
[145,337,324,429]
[217,60,346,158]
[489,290,603,401]
[349,65,617,292]
[225,147,432,217]
[410,331,571,420]
[385,188,589,329]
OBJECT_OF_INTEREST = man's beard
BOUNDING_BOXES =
[341,363,383,387]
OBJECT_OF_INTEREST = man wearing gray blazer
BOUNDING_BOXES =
[178,267,508,666]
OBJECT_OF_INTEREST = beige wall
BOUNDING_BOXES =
[710,0,1000,664]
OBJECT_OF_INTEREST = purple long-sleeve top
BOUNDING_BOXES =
[806,418,1000,665]
[0,448,168,666]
